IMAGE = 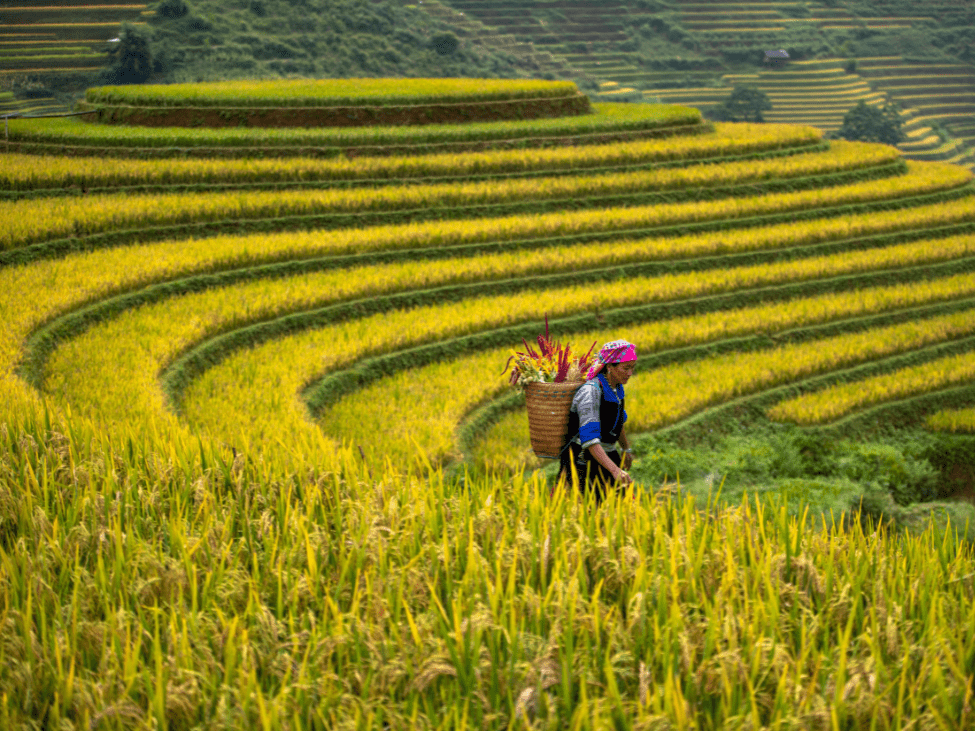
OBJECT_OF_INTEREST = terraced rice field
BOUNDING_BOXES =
[652,57,969,171]
[437,0,931,100]
[652,59,886,130]
[857,56,975,168]
[426,0,717,97]
[0,0,144,91]
[675,1,926,38]
[7,88,973,478]
[2,81,974,728]
[5,85,975,473]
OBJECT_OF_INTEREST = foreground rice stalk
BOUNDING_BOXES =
[0,413,971,729]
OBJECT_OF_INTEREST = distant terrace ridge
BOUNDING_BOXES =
[75,79,593,127]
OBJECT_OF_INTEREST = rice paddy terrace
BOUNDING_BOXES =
[651,58,884,133]
[2,79,975,728]
[652,58,972,167]
[857,56,975,168]
[0,0,148,114]
[6,0,974,160]
[0,0,147,78]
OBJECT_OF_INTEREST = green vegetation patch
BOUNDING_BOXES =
[632,424,968,531]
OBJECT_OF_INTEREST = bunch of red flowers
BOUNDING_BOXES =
[502,317,596,387]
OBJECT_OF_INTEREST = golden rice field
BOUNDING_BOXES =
[768,350,975,426]
[83,78,583,107]
[0,127,854,193]
[0,140,917,250]
[1,80,973,729]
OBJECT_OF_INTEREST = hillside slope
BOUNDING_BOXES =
[434,0,975,167]
[0,0,560,112]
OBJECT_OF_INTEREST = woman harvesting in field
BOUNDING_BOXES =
[559,339,636,499]
[503,326,635,499]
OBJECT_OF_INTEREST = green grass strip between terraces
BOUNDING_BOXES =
[4,103,702,153]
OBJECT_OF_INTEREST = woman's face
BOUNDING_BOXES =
[607,361,636,385]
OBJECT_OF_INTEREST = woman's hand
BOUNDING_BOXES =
[622,451,634,471]
[615,468,632,485]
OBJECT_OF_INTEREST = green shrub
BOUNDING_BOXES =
[711,86,772,123]
[830,442,938,506]
[919,434,975,498]
[430,33,459,56]
[774,476,859,516]
[635,427,948,512]
[715,430,826,484]
[100,23,153,85]
[852,482,901,530]
[837,101,905,146]
[632,443,703,485]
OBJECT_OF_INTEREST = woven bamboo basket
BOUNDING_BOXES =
[524,380,583,459]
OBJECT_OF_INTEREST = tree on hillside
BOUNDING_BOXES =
[102,23,153,84]
[712,86,772,123]
[155,0,188,19]
[836,100,905,145]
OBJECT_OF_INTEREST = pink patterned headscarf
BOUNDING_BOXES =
[586,339,637,380]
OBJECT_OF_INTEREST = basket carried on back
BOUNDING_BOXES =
[524,380,583,459]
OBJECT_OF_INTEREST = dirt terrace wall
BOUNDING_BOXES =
[77,93,593,128]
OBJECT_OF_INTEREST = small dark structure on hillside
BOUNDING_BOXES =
[764,49,790,66]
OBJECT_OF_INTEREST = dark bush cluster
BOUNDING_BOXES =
[836,100,904,146]
[155,0,188,19]
[99,23,153,84]
[710,86,772,123]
